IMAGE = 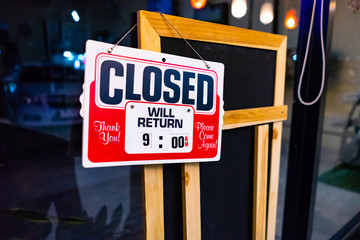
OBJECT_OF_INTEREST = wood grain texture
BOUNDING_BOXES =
[223,105,287,130]
[143,165,165,240]
[267,29,286,240]
[138,11,161,52]
[254,125,269,240]
[137,10,287,240]
[266,122,283,240]
[138,11,286,51]
[273,36,287,106]
[138,11,164,240]
[182,163,201,240]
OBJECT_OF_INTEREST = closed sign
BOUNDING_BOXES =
[82,40,224,167]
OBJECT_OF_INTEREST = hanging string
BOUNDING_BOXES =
[297,0,326,106]
[107,23,137,53]
[158,12,210,69]
[107,12,210,69]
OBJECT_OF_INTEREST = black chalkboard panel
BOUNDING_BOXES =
[161,37,276,110]
[200,126,255,240]
[160,37,276,239]
[163,163,183,240]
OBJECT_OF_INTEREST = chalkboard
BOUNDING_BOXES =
[137,10,287,240]
[160,38,276,240]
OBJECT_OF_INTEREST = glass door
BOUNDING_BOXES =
[312,1,360,239]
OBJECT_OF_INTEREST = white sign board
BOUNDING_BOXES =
[82,40,224,167]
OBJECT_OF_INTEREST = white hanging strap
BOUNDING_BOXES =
[297,0,326,106]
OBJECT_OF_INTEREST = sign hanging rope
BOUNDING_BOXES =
[107,12,211,69]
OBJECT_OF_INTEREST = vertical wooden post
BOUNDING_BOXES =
[143,165,165,240]
[137,11,287,240]
[182,162,201,240]
[254,125,269,240]
[267,34,287,240]
[138,11,165,240]
[266,122,283,240]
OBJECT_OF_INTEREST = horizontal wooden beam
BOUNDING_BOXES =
[223,105,287,130]
[139,11,287,51]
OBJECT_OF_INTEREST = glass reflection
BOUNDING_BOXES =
[0,1,144,239]
[312,1,360,238]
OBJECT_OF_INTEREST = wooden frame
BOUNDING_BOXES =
[137,10,287,240]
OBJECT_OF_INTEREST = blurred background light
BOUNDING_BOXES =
[231,0,247,19]
[74,60,81,70]
[191,0,206,9]
[260,2,274,25]
[78,54,85,61]
[292,54,297,61]
[63,51,72,58]
[285,9,298,29]
[71,10,80,22]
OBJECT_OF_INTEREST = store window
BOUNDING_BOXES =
[0,0,312,239]
[0,1,146,239]
[312,1,360,239]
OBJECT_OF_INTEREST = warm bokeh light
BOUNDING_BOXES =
[231,0,247,19]
[259,2,274,25]
[191,0,206,9]
[285,9,298,29]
